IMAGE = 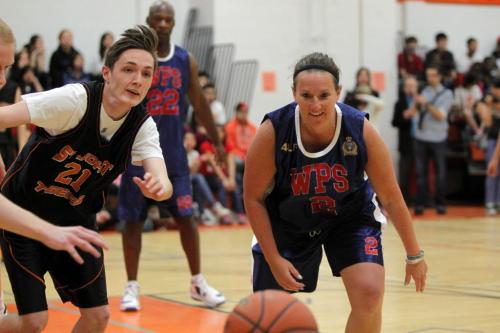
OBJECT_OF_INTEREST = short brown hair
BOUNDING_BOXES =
[104,25,158,69]
[0,19,15,44]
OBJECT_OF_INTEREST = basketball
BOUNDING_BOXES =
[224,290,319,333]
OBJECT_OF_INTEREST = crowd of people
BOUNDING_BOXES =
[390,32,500,215]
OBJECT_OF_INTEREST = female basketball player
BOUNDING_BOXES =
[0,25,172,332]
[244,52,427,333]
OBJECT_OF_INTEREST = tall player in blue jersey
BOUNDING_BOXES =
[244,53,428,333]
[118,1,226,310]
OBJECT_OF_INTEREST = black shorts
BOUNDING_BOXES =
[0,230,108,315]
[252,219,384,293]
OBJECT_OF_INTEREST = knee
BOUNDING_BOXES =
[176,217,196,230]
[20,313,48,333]
[83,308,110,331]
[351,284,384,315]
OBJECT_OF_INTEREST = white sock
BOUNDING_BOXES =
[127,280,139,288]
[191,273,204,284]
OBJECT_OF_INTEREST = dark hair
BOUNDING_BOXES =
[58,29,71,41]
[405,36,417,44]
[202,82,216,90]
[235,101,248,112]
[463,72,478,87]
[493,77,500,89]
[99,32,113,60]
[426,64,441,76]
[435,32,447,42]
[293,52,340,88]
[27,34,41,53]
[198,70,210,78]
[466,37,476,46]
[104,25,158,70]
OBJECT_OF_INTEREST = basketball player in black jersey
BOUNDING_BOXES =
[0,25,172,333]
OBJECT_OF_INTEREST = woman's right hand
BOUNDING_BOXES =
[268,255,305,292]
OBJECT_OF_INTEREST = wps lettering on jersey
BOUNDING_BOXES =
[147,66,182,116]
[290,163,349,196]
[290,163,349,216]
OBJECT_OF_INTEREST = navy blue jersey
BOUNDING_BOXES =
[144,45,190,176]
[1,82,149,226]
[264,102,385,236]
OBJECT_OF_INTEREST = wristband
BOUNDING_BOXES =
[406,250,425,265]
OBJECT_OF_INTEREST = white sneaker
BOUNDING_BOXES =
[120,281,140,311]
[200,209,218,226]
[190,276,226,307]
[212,202,231,218]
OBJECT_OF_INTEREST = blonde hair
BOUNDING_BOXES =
[0,19,15,44]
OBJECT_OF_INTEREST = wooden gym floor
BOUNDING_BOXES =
[2,206,500,332]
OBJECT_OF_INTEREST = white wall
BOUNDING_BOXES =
[213,0,400,152]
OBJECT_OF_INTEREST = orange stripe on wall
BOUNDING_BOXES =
[398,0,500,5]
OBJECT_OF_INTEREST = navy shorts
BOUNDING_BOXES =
[117,165,193,221]
[0,230,107,315]
[252,219,383,292]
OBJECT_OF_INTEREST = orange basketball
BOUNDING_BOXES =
[224,290,319,333]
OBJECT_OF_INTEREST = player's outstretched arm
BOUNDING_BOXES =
[244,120,304,292]
[133,157,173,201]
[0,101,31,129]
[363,119,427,292]
[0,195,108,264]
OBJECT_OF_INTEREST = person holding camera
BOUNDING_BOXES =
[411,65,453,215]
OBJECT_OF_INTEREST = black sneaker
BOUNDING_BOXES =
[436,205,447,215]
[414,206,424,215]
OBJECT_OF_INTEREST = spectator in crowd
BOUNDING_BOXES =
[424,32,456,88]
[453,72,483,136]
[398,36,424,83]
[493,36,500,69]
[8,48,30,84]
[198,126,236,224]
[412,66,454,215]
[225,101,256,218]
[63,52,92,84]
[25,34,50,89]
[344,67,381,107]
[49,29,79,88]
[92,32,114,78]
[457,37,483,74]
[198,70,210,88]
[484,95,500,215]
[17,65,44,95]
[392,76,419,204]
[203,83,227,125]
[184,131,232,225]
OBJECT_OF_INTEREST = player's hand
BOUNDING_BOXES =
[0,154,6,183]
[487,159,499,177]
[268,256,305,292]
[44,225,108,265]
[404,260,427,292]
[214,143,227,165]
[133,172,166,201]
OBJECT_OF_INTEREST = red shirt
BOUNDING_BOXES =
[224,119,257,161]
[398,52,424,77]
